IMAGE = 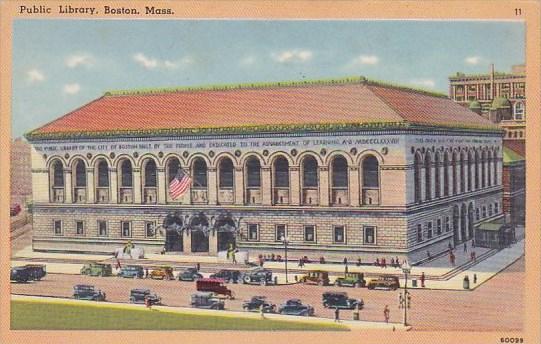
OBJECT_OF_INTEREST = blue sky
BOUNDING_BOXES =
[12,20,524,138]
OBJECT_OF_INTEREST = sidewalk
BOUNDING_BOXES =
[11,294,409,331]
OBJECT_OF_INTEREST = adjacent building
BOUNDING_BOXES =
[25,76,504,263]
[10,137,32,206]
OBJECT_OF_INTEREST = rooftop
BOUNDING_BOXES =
[26,76,499,141]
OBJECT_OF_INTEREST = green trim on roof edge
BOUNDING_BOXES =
[25,121,502,142]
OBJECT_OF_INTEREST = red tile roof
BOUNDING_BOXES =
[27,77,499,140]
[503,140,526,157]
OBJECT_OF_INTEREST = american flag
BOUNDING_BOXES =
[169,169,191,200]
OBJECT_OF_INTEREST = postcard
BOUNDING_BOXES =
[1,1,540,344]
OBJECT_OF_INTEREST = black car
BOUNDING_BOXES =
[242,268,273,286]
[73,284,106,301]
[179,268,203,282]
[209,269,241,283]
[278,299,314,316]
[322,292,363,310]
[10,265,46,282]
[118,265,144,278]
[242,296,276,313]
[130,288,162,305]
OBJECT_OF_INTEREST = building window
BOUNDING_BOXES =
[74,160,87,187]
[120,160,133,187]
[167,157,181,183]
[98,220,108,236]
[424,153,432,200]
[514,102,525,120]
[476,208,480,220]
[304,225,315,242]
[143,159,157,187]
[219,157,234,188]
[364,226,376,244]
[145,222,156,237]
[53,220,63,235]
[436,218,442,235]
[192,158,208,188]
[482,206,487,218]
[494,202,499,214]
[246,157,261,188]
[443,152,450,197]
[445,216,450,232]
[414,153,422,202]
[52,160,64,187]
[273,157,290,188]
[97,160,109,187]
[275,224,286,242]
[417,224,423,243]
[489,204,493,216]
[434,154,441,198]
[76,221,85,235]
[121,221,132,237]
[427,222,433,239]
[493,151,498,185]
[362,155,380,205]
[248,224,259,241]
[333,225,345,243]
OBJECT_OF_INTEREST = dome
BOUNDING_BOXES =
[491,97,511,109]
[468,100,482,110]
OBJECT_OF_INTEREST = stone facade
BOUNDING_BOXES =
[10,137,32,206]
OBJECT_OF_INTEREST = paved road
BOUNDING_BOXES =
[11,256,523,331]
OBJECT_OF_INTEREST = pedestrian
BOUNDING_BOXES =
[345,264,349,274]
[298,258,303,267]
[463,242,467,253]
[343,257,348,266]
[382,258,387,269]
[232,251,237,264]
[420,272,426,288]
[448,242,453,251]
[398,293,403,309]
[334,307,340,322]
[357,258,362,267]
[426,250,431,260]
[450,253,456,266]
[470,252,474,261]
[145,296,152,310]
[384,305,390,323]
[395,257,400,268]
[115,257,121,270]
[391,257,395,267]
[473,273,478,284]
[375,258,380,267]
[145,267,149,278]
[196,262,201,271]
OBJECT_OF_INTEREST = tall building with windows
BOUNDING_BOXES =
[449,64,526,140]
[26,77,503,263]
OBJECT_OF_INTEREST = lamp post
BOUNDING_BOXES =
[281,235,290,283]
[401,261,411,327]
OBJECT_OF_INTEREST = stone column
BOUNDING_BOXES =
[429,161,436,200]
[209,232,218,255]
[289,166,300,205]
[157,168,166,204]
[319,166,330,206]
[183,231,191,253]
[208,167,217,205]
[419,166,426,202]
[86,168,95,203]
[348,166,360,206]
[110,168,118,203]
[234,167,244,205]
[261,166,272,205]
[133,168,142,203]
[64,170,73,203]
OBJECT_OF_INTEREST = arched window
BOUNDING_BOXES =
[443,151,450,197]
[273,156,290,204]
[487,150,493,187]
[434,153,441,198]
[301,155,319,205]
[474,150,480,190]
[460,151,466,193]
[467,150,474,192]
[166,157,181,183]
[218,158,234,188]
[95,159,109,203]
[493,151,498,185]
[424,152,432,200]
[331,155,348,205]
[50,160,65,202]
[481,150,487,188]
[192,158,208,188]
[245,156,261,205]
[414,153,422,202]
[362,155,379,205]
[143,159,157,204]
[452,151,459,195]
[119,159,133,204]
[73,159,87,203]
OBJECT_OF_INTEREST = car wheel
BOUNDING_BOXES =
[355,282,361,288]
[318,280,324,286]
[260,279,267,286]
[323,302,328,308]
[243,276,250,284]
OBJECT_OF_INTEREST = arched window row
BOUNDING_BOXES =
[412,146,501,204]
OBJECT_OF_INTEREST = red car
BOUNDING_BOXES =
[10,204,21,217]
[196,278,234,299]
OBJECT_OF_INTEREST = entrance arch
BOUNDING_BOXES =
[467,203,475,240]
[214,214,237,252]
[190,213,209,253]
[452,205,460,245]
[460,203,467,243]
[162,213,183,252]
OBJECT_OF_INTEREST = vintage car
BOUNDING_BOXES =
[10,204,21,217]
[73,284,106,301]
[10,264,46,282]
[196,278,234,299]
[278,299,314,316]
[242,296,276,313]
[367,276,400,290]
[80,263,113,277]
[334,272,366,288]
[242,268,273,286]
[129,288,162,305]
[322,291,364,310]
[190,292,225,310]
[150,266,175,280]
[10,267,31,283]
[300,270,330,286]
[178,268,203,282]
[118,265,144,279]
[209,269,241,283]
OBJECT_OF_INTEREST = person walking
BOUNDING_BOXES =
[196,262,201,271]
[473,273,478,284]
[384,305,390,323]
[144,267,149,279]
[343,257,348,266]
[463,242,467,253]
[334,307,340,322]
[450,252,456,267]
[382,258,387,269]
[420,272,426,288]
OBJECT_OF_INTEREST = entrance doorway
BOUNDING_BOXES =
[452,205,460,245]
[190,213,209,253]
[162,213,183,252]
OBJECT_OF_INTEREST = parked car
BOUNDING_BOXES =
[300,270,330,286]
[178,268,203,282]
[367,276,400,290]
[191,292,225,310]
[322,291,364,309]
[196,278,234,299]
[118,265,144,278]
[278,299,314,316]
[209,269,241,283]
[334,272,366,288]
[10,204,21,217]
[73,284,106,301]
[129,288,161,305]
[80,263,113,277]
[10,264,47,282]
[150,266,175,280]
[242,296,276,313]
[10,267,31,283]
[242,268,273,286]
